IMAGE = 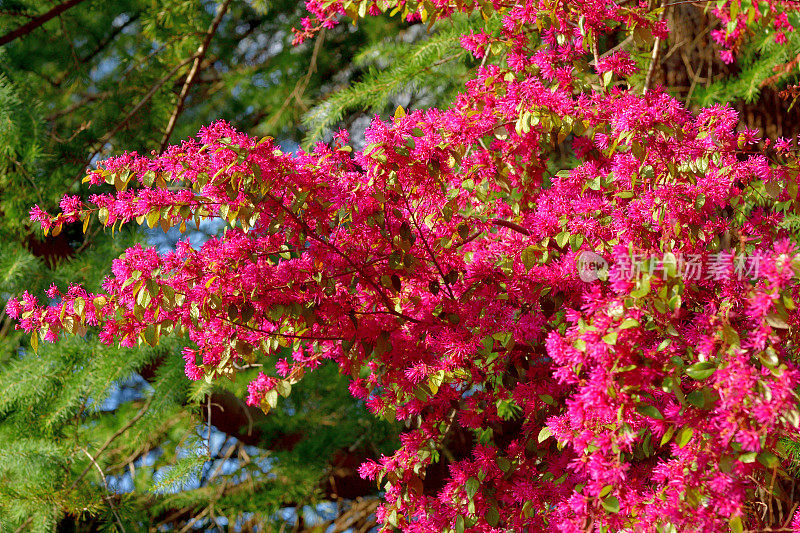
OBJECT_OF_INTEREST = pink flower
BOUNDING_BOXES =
[4,298,22,319]
[595,51,638,77]
[29,205,52,230]
[45,284,60,299]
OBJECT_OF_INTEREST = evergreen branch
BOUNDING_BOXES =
[52,13,142,86]
[301,27,469,145]
[0,0,89,47]
[150,454,206,493]
[13,517,33,533]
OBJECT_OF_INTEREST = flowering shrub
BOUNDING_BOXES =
[8,0,800,531]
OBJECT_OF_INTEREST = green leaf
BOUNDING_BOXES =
[601,495,620,514]
[757,451,779,468]
[521,245,539,270]
[686,361,716,380]
[660,425,675,446]
[538,426,552,443]
[264,389,279,409]
[676,427,693,448]
[766,313,790,329]
[496,456,511,473]
[630,278,651,298]
[636,404,663,420]
[429,370,445,394]
[240,302,255,323]
[729,515,743,533]
[721,325,740,347]
[602,70,613,88]
[602,331,618,345]
[465,477,479,499]
[146,209,160,229]
[739,451,757,464]
[686,389,702,406]
[276,380,292,398]
[485,506,499,527]
[73,297,85,317]
[619,318,639,329]
[143,325,158,347]
[694,193,706,210]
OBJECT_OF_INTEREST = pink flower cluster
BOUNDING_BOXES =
[711,1,797,63]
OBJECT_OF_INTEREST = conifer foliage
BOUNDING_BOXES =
[9,0,800,531]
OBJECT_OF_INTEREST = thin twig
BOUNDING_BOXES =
[206,438,237,482]
[67,395,153,494]
[159,0,232,152]
[82,54,196,169]
[46,91,112,121]
[13,517,33,533]
[10,156,44,205]
[399,183,456,300]
[591,36,603,86]
[57,12,80,69]
[265,28,326,132]
[80,448,127,533]
[259,188,420,324]
[293,28,325,110]
[178,506,210,533]
[53,14,141,86]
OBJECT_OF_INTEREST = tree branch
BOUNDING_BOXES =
[643,0,668,95]
[492,218,530,236]
[159,0,231,152]
[0,0,89,47]
[266,28,326,132]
